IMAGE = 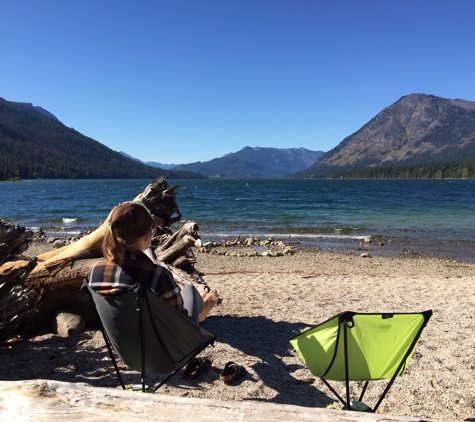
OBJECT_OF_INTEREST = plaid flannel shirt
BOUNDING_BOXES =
[87,251,186,315]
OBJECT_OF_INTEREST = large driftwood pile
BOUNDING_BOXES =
[0,177,204,343]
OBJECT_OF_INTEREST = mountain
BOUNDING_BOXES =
[291,94,475,178]
[0,98,205,179]
[172,147,325,178]
[10,101,61,123]
[145,161,181,170]
[119,152,181,169]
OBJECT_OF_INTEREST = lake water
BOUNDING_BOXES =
[0,178,474,261]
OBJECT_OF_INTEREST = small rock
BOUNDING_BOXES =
[244,238,254,246]
[360,253,371,258]
[53,239,67,248]
[55,311,85,337]
[364,237,371,243]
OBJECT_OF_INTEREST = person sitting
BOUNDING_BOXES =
[87,201,219,323]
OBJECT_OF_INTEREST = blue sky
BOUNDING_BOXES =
[2,1,475,164]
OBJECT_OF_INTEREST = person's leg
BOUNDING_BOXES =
[181,284,204,324]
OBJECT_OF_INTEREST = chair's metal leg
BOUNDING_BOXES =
[153,366,182,391]
[358,380,369,402]
[343,323,350,409]
[84,283,126,390]
[373,321,429,412]
[321,378,346,407]
[99,325,126,390]
[139,297,146,393]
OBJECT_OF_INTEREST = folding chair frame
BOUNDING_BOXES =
[290,310,432,413]
[83,280,215,392]
[320,310,432,412]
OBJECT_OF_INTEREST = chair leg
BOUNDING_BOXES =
[321,378,346,407]
[98,324,126,390]
[84,283,126,390]
[153,366,182,391]
[358,381,369,402]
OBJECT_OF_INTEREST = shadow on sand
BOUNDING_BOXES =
[195,314,333,408]
[0,314,333,409]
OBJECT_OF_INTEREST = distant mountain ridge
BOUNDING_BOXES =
[292,93,475,178]
[0,98,205,180]
[6,93,473,181]
[119,152,181,170]
[172,147,324,178]
[10,101,61,123]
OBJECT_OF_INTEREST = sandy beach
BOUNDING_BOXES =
[2,241,474,421]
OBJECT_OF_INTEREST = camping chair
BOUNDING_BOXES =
[82,280,216,392]
[289,310,432,412]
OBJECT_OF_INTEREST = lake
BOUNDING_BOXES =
[1,178,474,261]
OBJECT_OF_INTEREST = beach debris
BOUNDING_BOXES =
[286,375,315,385]
[197,237,296,257]
[32,229,45,242]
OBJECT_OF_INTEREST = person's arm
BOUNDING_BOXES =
[151,266,186,315]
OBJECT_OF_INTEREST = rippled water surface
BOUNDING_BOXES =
[1,178,474,260]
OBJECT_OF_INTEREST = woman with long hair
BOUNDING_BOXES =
[87,201,219,323]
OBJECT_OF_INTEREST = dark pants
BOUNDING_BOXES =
[181,284,204,324]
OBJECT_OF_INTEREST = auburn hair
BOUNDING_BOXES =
[102,224,147,263]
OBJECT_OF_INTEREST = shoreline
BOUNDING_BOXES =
[9,240,475,421]
[28,229,475,263]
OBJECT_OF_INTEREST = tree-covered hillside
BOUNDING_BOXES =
[329,159,475,179]
[0,98,205,179]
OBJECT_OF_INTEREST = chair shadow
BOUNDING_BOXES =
[192,314,334,408]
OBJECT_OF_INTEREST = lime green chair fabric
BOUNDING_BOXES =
[289,310,432,412]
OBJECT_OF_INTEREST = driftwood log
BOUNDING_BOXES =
[0,177,205,342]
[0,221,33,266]
[0,380,423,422]
[0,221,37,342]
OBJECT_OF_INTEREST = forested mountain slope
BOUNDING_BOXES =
[0,98,204,179]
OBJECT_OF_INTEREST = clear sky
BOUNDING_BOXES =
[2,1,475,164]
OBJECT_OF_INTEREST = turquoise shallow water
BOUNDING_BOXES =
[0,178,474,261]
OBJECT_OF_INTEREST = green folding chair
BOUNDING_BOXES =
[290,310,432,412]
